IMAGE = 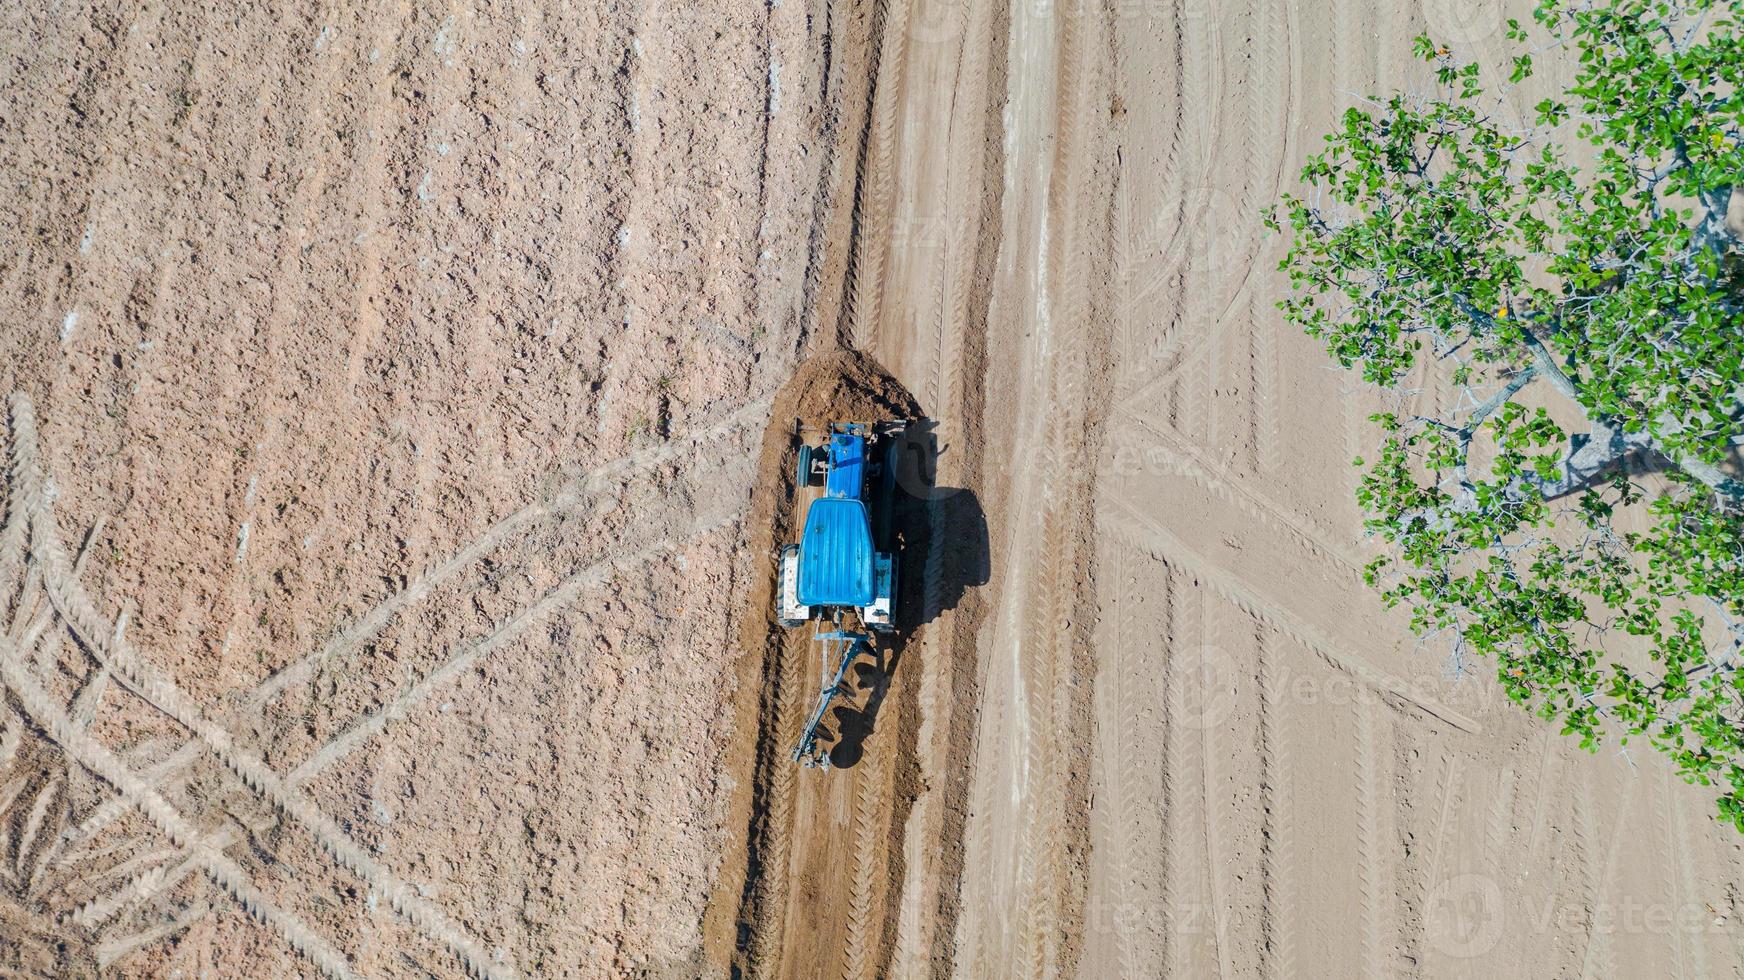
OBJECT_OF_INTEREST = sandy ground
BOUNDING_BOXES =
[2,0,1743,977]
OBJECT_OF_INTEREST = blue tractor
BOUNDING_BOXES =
[777,421,907,766]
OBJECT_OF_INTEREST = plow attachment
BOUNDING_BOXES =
[791,628,873,768]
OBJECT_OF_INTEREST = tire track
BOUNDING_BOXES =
[1256,625,1290,978]
[1354,698,1390,980]
[1017,302,1083,978]
[736,431,832,980]
[1101,494,1481,734]
[961,689,1000,978]
[65,398,768,851]
[59,500,740,961]
[1405,750,1459,969]
[34,516,511,980]
[257,396,765,707]
[890,433,963,974]
[1253,294,1281,474]
[953,0,1085,938]
[1214,0,1300,475]
[1026,507,1068,979]
[1423,754,1459,901]
[1158,582,1217,977]
[63,841,177,904]
[742,625,803,977]
[76,828,237,930]
[1183,0,1223,183]
[1120,353,1371,576]
[1226,0,1298,312]
[1158,572,1198,978]
[1660,772,1695,980]
[1090,543,1169,977]
[846,0,909,352]
[1090,543,1136,977]
[1111,0,1186,399]
[1483,767,1518,878]
[10,396,510,980]
[1524,732,1557,854]
[96,900,211,970]
[1199,286,1222,453]
[843,727,887,980]
[1474,765,1518,976]
[884,45,1006,942]
[288,517,739,785]
[1022,259,1075,959]
[0,431,25,611]
[1009,473,1060,978]
[1665,772,1712,980]
[1198,592,1235,980]
[5,772,62,896]
[1547,761,1597,977]
[1333,0,1357,100]
[1032,5,1105,968]
[1217,0,1280,466]
[0,717,20,776]
[1574,765,1633,979]
[930,0,989,458]
[1200,599,1270,980]
[0,635,356,980]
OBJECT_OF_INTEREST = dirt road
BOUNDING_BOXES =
[795,0,1744,976]
[2,0,1742,977]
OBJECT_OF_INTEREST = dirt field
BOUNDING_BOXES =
[2,0,1742,977]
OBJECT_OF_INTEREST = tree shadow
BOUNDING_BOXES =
[826,418,988,768]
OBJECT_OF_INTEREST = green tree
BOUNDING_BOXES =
[1269,0,1744,826]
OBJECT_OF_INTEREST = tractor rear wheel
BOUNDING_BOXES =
[795,444,813,486]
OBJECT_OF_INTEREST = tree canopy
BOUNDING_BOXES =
[1269,0,1744,826]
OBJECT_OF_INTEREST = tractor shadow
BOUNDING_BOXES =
[826,419,987,769]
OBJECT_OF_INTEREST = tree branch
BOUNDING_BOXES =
[1520,330,1580,399]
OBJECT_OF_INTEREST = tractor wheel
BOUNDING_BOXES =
[795,444,813,486]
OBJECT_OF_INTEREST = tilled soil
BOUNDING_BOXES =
[0,2,849,976]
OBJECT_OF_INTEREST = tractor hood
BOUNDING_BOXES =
[824,432,866,499]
